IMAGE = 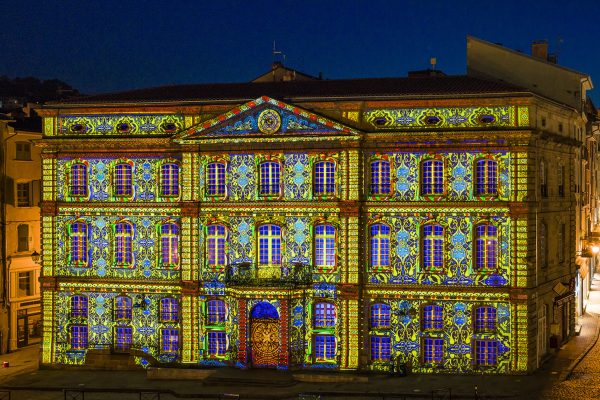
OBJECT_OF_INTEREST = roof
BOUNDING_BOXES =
[48,75,530,106]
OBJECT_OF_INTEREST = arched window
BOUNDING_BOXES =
[115,296,132,321]
[315,224,336,269]
[314,302,336,327]
[422,304,443,330]
[160,297,179,322]
[371,160,390,195]
[421,160,444,195]
[370,224,390,269]
[70,163,88,196]
[260,161,281,195]
[115,221,134,268]
[207,299,226,324]
[474,306,497,332]
[474,224,497,270]
[314,161,335,195]
[114,162,133,197]
[207,225,226,268]
[71,221,89,267]
[161,222,179,268]
[475,159,497,195]
[258,224,281,266]
[161,163,179,197]
[71,295,88,318]
[371,303,391,328]
[207,162,226,196]
[422,224,444,270]
[540,222,547,268]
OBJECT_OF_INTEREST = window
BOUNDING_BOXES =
[70,163,88,197]
[71,295,88,318]
[475,159,497,196]
[161,328,179,353]
[540,222,547,268]
[70,221,89,267]
[371,160,390,195]
[475,306,497,332]
[207,331,227,356]
[314,161,335,196]
[114,163,133,197]
[115,296,132,321]
[557,165,564,197]
[260,161,281,196]
[371,304,391,328]
[15,141,31,160]
[370,336,391,361]
[71,325,88,350]
[258,224,281,266]
[370,224,390,269]
[315,224,336,269]
[423,337,443,364]
[17,182,31,207]
[207,225,226,268]
[114,326,132,352]
[115,222,134,268]
[161,163,179,197]
[161,222,179,268]
[315,335,336,361]
[558,223,565,263]
[421,160,444,195]
[422,304,443,330]
[474,224,497,270]
[207,299,226,324]
[314,302,336,328]
[17,271,33,297]
[422,224,443,271]
[207,162,226,196]
[540,160,547,197]
[160,298,178,322]
[475,339,498,366]
[17,224,29,252]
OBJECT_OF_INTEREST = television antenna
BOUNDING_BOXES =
[273,41,286,64]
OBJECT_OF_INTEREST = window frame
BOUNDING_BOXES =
[207,330,227,357]
[114,326,133,353]
[15,141,32,161]
[16,182,31,207]
[71,295,88,318]
[70,220,89,267]
[421,223,444,272]
[114,295,133,322]
[474,158,498,197]
[114,221,134,268]
[422,337,444,365]
[315,223,336,271]
[70,324,88,350]
[206,299,226,325]
[160,221,180,269]
[313,302,336,328]
[313,160,336,198]
[113,161,134,198]
[314,334,336,362]
[370,335,391,361]
[207,162,227,197]
[17,223,29,252]
[206,224,227,271]
[473,223,498,272]
[259,160,282,198]
[474,306,497,333]
[421,304,443,331]
[369,223,391,272]
[69,162,89,199]
[160,162,180,198]
[257,224,282,267]
[474,339,498,367]
[370,159,391,196]
[420,158,445,197]
[160,297,179,322]
[370,303,391,329]
[161,328,179,354]
[540,160,547,198]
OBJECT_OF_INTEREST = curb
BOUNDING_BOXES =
[560,313,600,381]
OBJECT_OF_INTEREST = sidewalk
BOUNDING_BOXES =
[0,344,39,384]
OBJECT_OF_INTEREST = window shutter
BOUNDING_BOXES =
[4,177,14,206]
[32,180,41,206]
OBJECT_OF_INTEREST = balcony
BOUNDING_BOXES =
[224,262,312,287]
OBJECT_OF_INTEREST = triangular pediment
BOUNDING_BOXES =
[173,96,360,142]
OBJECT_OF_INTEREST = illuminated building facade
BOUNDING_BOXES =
[37,66,585,374]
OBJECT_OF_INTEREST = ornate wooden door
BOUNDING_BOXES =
[250,318,280,367]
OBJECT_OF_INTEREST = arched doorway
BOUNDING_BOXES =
[250,302,279,367]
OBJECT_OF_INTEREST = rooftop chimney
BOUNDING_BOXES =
[531,40,549,60]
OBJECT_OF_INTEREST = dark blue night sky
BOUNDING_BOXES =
[3,0,600,101]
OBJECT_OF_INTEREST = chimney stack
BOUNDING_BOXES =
[531,40,549,60]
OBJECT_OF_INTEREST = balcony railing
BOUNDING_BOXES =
[225,262,312,287]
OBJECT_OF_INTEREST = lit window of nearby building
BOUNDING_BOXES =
[114,326,132,352]
[17,271,33,297]
[207,225,226,268]
[207,299,226,324]
[71,325,88,350]
[114,163,133,196]
[475,339,498,366]
[314,161,335,195]
[161,163,179,197]
[370,336,391,361]
[423,337,443,364]
[370,224,390,269]
[315,334,336,361]
[71,295,88,318]
[71,221,89,267]
[422,224,443,270]
[16,182,31,207]
[475,306,497,332]
[17,224,29,252]
[422,304,443,330]
[370,303,391,328]
[475,159,497,195]
[421,160,444,195]
[15,141,31,160]
[161,328,179,353]
[70,163,88,197]
[314,302,336,328]
[161,222,179,268]
[258,224,281,266]
[474,224,497,270]
[207,331,226,356]
[115,222,134,267]
[160,297,179,322]
[315,224,336,268]
[260,161,281,195]
[207,162,226,196]
[115,296,132,321]
[370,160,390,195]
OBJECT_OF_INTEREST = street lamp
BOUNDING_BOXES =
[31,250,41,265]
